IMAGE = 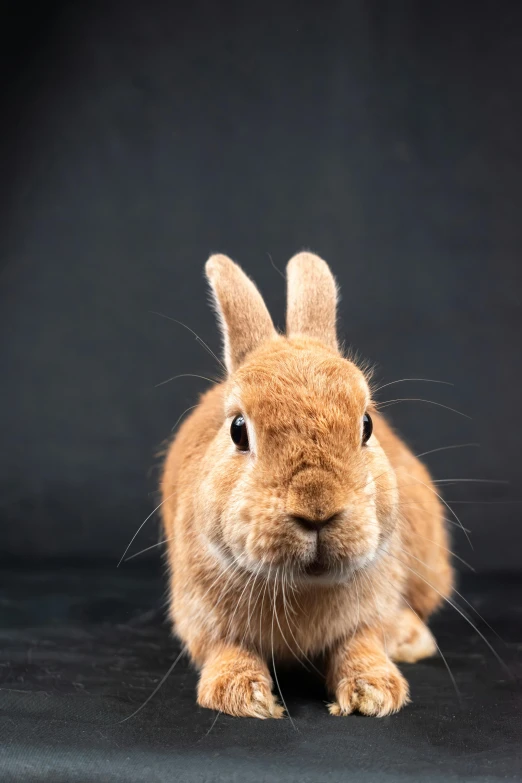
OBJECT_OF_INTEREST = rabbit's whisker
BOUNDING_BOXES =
[151,311,226,372]
[117,491,176,567]
[399,590,461,704]
[171,404,199,432]
[274,570,310,674]
[373,378,453,394]
[241,562,264,648]
[213,564,244,614]
[360,570,388,656]
[258,561,274,659]
[270,575,297,730]
[281,569,324,677]
[124,538,172,562]
[225,566,259,641]
[155,372,218,389]
[199,550,241,605]
[377,398,471,419]
[393,501,473,531]
[348,572,362,650]
[347,466,395,497]
[119,648,185,723]
[405,527,475,572]
[281,568,299,620]
[399,470,472,549]
[432,478,508,485]
[286,566,308,616]
[201,709,221,738]
[201,553,245,620]
[415,443,480,459]
[393,544,503,644]
[445,499,522,505]
[267,252,285,279]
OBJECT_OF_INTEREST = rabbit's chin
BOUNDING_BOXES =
[204,536,384,588]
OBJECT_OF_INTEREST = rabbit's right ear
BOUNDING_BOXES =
[286,252,339,352]
[205,254,277,374]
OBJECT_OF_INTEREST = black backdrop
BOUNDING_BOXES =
[1,0,521,572]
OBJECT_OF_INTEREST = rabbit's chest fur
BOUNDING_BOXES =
[168,528,405,662]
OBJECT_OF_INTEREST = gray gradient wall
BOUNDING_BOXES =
[1,1,521,571]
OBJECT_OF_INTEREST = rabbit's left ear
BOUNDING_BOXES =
[286,252,339,352]
[205,254,277,374]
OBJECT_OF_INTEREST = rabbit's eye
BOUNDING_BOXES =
[362,413,373,444]
[231,415,249,451]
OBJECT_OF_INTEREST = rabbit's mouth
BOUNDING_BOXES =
[303,556,329,577]
[302,552,356,580]
[303,539,331,576]
[301,534,346,578]
[296,536,382,583]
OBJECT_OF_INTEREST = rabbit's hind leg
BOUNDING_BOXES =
[388,607,437,664]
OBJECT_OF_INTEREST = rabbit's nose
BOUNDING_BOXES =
[286,467,344,524]
[291,513,339,532]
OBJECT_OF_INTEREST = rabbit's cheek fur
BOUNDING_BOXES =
[311,459,399,579]
[195,422,400,581]
[194,433,247,548]
[220,480,304,572]
[200,457,398,584]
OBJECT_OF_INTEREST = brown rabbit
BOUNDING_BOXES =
[160,252,453,718]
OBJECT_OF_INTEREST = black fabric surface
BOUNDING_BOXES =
[1,0,522,571]
[0,566,520,782]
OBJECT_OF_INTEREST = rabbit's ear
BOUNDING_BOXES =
[286,252,339,352]
[205,254,277,374]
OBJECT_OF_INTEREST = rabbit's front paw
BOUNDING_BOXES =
[197,647,283,719]
[329,663,409,717]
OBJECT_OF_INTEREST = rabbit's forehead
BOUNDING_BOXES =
[227,353,369,425]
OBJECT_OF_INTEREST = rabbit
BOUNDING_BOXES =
[160,252,453,718]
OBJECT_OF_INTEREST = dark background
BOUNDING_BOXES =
[1,0,521,573]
